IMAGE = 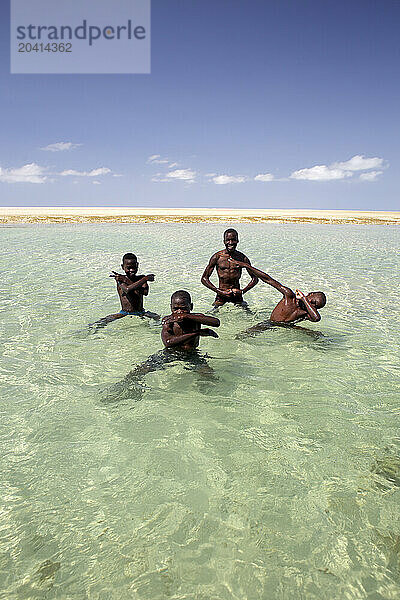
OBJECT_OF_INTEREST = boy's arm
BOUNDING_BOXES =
[201,254,219,293]
[113,274,154,295]
[163,313,220,327]
[229,259,294,297]
[161,323,218,348]
[295,290,321,322]
[201,255,231,297]
[241,256,259,294]
[187,313,220,327]
[139,282,149,296]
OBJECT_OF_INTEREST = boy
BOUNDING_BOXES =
[161,290,220,350]
[104,291,220,402]
[201,229,258,307]
[229,258,326,330]
[94,253,159,327]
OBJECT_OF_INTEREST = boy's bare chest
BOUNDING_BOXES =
[216,256,241,277]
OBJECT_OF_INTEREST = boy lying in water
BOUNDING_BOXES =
[228,258,326,330]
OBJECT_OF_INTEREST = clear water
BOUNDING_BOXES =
[0,223,399,600]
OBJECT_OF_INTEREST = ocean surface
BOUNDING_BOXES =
[0,223,399,600]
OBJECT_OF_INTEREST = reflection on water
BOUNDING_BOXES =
[0,223,399,599]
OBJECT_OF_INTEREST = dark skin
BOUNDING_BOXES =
[91,258,159,327]
[110,257,153,313]
[201,232,258,306]
[229,259,323,323]
[162,296,220,351]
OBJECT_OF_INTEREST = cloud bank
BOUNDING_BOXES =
[290,154,385,181]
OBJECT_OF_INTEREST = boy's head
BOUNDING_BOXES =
[307,291,326,309]
[171,290,192,313]
[121,253,138,277]
[223,228,239,254]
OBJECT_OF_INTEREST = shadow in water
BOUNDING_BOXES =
[235,319,325,341]
[371,450,400,491]
[71,313,161,338]
[101,348,218,405]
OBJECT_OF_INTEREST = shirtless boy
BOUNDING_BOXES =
[105,291,220,401]
[229,259,326,328]
[162,290,220,350]
[94,253,159,327]
[201,229,258,307]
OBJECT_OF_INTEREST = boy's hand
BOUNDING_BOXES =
[200,328,219,338]
[162,313,186,324]
[110,272,126,283]
[146,274,155,282]
[218,288,233,297]
[227,258,242,268]
[295,289,305,299]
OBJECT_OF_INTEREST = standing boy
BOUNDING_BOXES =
[201,229,258,307]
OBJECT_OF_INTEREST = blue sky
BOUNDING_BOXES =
[0,0,399,209]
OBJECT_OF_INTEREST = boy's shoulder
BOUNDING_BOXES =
[235,250,249,261]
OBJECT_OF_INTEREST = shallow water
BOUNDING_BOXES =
[0,223,399,600]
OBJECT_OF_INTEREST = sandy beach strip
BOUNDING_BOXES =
[0,207,399,225]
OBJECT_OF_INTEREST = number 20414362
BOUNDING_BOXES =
[18,43,72,52]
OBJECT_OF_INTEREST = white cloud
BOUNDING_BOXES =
[92,180,101,185]
[290,154,386,182]
[290,165,352,181]
[166,168,196,182]
[212,175,247,185]
[148,155,181,169]
[254,173,274,182]
[41,142,81,152]
[0,163,48,184]
[359,170,383,181]
[332,155,384,172]
[147,154,170,165]
[60,167,111,177]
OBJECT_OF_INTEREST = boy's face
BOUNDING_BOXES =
[171,296,192,314]
[122,258,138,278]
[306,293,316,305]
[306,293,324,308]
[224,232,239,254]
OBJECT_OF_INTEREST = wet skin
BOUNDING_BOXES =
[229,259,324,324]
[104,295,220,403]
[89,258,159,328]
[161,296,220,351]
[110,257,153,313]
[201,232,258,306]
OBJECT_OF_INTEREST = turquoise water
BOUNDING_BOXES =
[0,223,399,600]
